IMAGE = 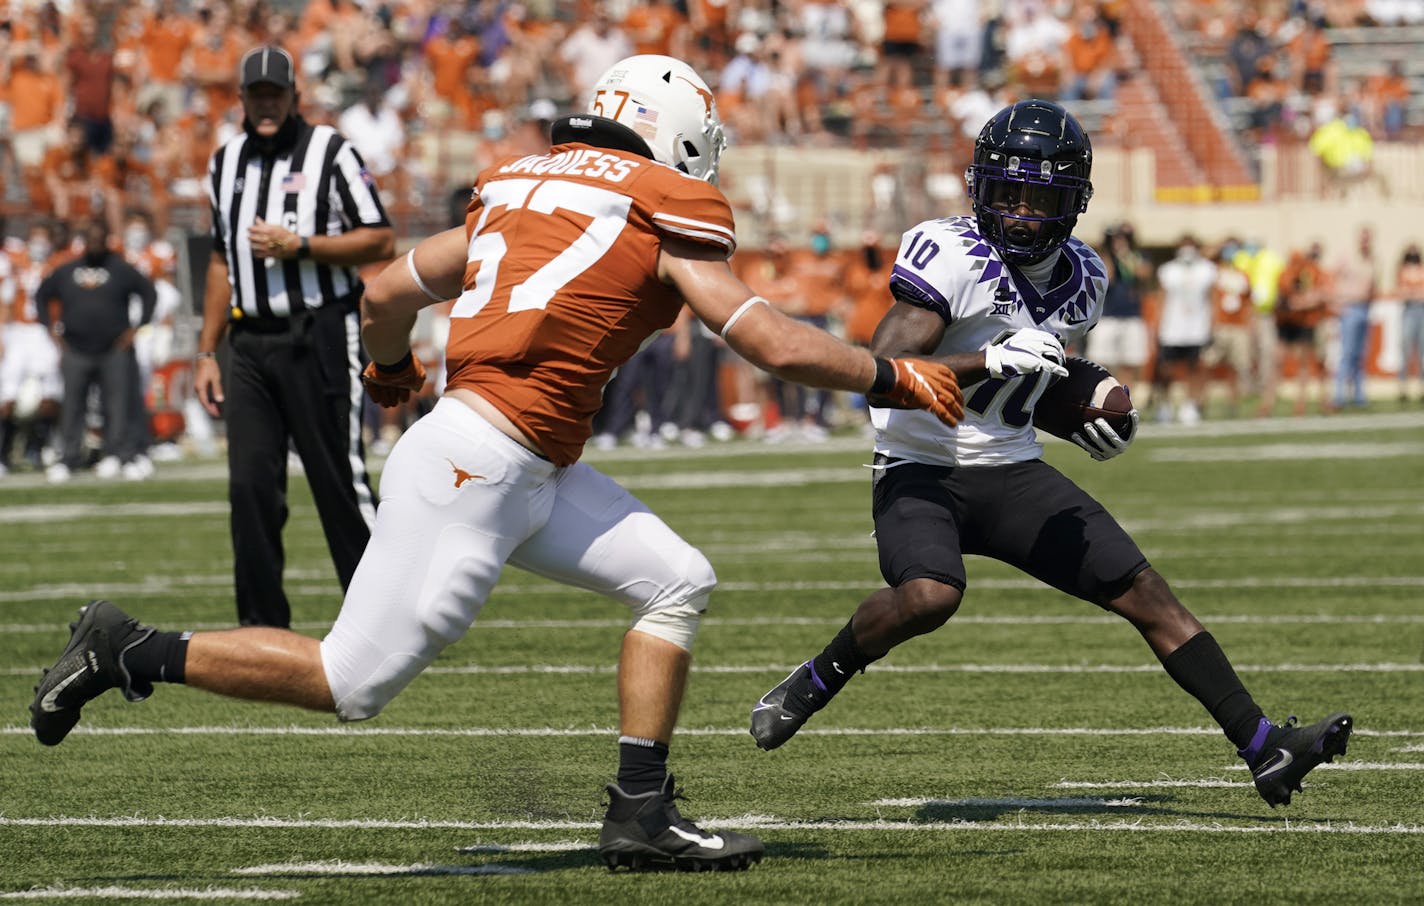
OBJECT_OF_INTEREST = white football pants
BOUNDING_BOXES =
[321,397,716,720]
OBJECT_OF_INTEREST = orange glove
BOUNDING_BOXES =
[870,356,964,426]
[361,352,428,408]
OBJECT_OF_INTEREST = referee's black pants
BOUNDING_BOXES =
[224,303,376,627]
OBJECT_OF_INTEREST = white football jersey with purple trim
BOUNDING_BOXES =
[871,215,1108,466]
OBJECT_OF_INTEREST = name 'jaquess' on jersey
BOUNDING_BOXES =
[871,215,1108,467]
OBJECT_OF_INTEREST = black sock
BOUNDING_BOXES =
[121,630,192,685]
[29,415,54,458]
[616,736,669,796]
[810,619,875,699]
[0,416,14,467]
[1161,631,1265,750]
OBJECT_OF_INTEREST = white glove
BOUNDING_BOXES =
[1071,410,1139,461]
[984,328,1069,379]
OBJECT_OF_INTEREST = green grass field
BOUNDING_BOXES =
[3,412,1423,904]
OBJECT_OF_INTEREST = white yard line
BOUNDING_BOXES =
[418,661,1420,676]
[0,814,1420,836]
[454,841,594,854]
[1219,761,1424,772]
[232,861,530,877]
[4,660,1421,679]
[0,887,298,901]
[869,796,1147,808]
[6,573,1424,605]
[3,611,1424,634]
[2,724,1419,739]
[1052,780,1248,789]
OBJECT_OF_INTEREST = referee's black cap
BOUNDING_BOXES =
[239,45,296,90]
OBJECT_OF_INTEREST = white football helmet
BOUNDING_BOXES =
[586,54,727,182]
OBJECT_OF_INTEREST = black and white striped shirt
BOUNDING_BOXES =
[207,119,390,319]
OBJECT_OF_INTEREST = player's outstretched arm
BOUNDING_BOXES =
[359,226,466,407]
[663,239,962,425]
[361,225,466,363]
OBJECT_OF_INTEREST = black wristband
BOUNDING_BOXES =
[373,350,413,375]
[297,236,311,259]
[869,356,897,395]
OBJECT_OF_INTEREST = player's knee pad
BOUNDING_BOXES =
[631,596,707,651]
[629,550,716,652]
[321,627,436,723]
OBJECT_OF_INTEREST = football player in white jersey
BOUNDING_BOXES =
[751,100,1353,808]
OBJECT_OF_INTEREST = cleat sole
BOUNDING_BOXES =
[599,847,762,873]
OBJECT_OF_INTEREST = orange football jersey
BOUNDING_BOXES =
[444,142,736,466]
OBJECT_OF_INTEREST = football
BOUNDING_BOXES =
[1033,356,1135,442]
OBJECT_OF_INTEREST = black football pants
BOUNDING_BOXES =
[223,305,375,627]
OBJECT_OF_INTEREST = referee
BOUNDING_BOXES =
[194,45,396,627]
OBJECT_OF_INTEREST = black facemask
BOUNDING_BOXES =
[243,112,304,156]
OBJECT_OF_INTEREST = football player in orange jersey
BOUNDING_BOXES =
[31,55,964,872]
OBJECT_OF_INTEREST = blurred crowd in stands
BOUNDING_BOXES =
[0,0,1422,477]
[5,0,1414,236]
[1090,222,1424,429]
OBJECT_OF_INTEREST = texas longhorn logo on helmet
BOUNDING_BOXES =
[674,75,715,119]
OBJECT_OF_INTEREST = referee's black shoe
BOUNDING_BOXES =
[598,774,763,872]
[30,600,155,746]
[1240,712,1353,807]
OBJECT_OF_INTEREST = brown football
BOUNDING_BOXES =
[1033,357,1135,442]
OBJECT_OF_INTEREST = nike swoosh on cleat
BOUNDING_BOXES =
[832,661,845,674]
[779,715,795,721]
[39,667,89,713]
[1254,748,1294,779]
[668,827,724,850]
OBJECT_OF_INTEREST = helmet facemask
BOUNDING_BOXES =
[966,158,1093,263]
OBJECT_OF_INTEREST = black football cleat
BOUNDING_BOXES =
[1242,712,1353,807]
[750,661,827,751]
[598,774,763,872]
[30,600,155,746]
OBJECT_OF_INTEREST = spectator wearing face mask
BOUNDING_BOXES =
[1086,223,1151,408]
[338,78,405,178]
[786,222,847,438]
[1329,226,1377,410]
[1269,241,1333,416]
[1206,240,1255,416]
[1233,238,1287,416]
[1153,235,1217,425]
[1396,243,1424,403]
[1060,4,1116,102]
